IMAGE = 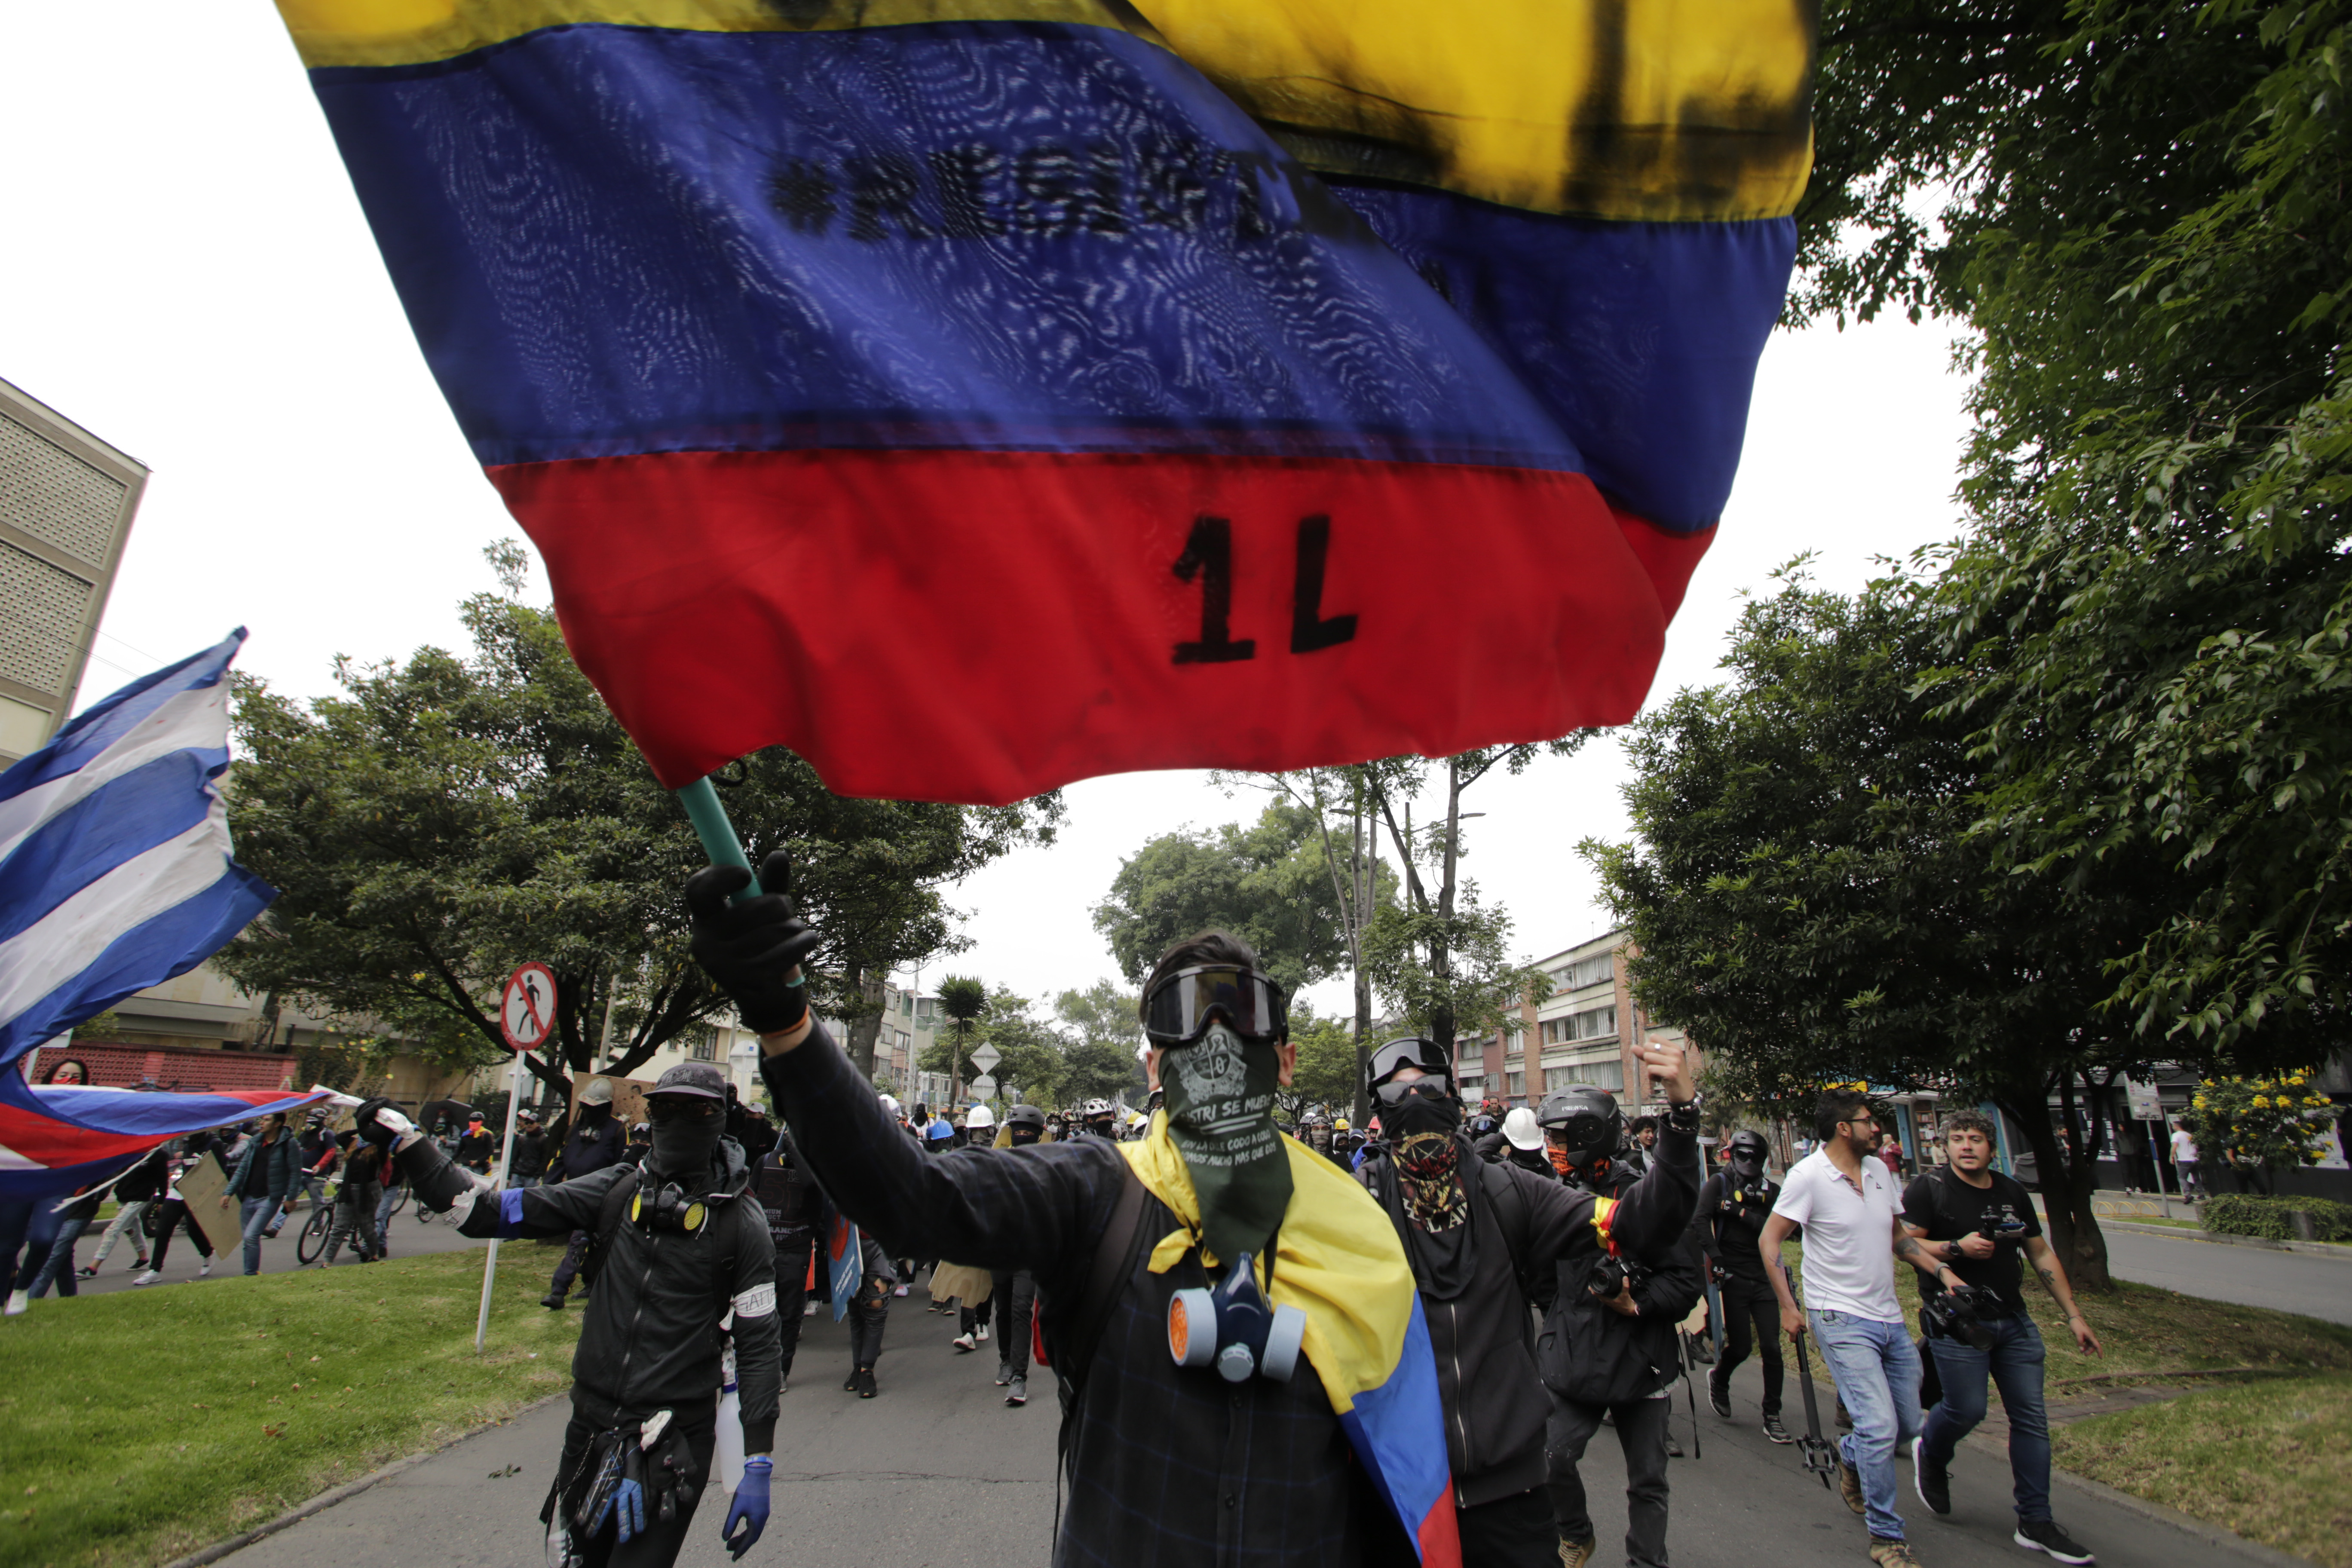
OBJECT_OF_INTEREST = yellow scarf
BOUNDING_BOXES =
[1121,1111,1419,1418]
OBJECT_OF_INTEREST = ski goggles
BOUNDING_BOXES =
[1141,965,1287,1046]
[1372,1075,1454,1107]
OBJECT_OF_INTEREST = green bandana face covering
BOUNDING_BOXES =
[1158,1022,1293,1264]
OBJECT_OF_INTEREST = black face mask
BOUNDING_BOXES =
[1009,1126,1041,1147]
[648,1109,723,1179]
[1381,1085,1459,1143]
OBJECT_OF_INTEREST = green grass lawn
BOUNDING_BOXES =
[1781,1241,2352,1563]
[0,1247,580,1568]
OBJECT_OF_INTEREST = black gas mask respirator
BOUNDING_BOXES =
[1169,1252,1308,1384]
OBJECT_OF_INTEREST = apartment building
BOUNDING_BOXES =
[1459,929,1686,1110]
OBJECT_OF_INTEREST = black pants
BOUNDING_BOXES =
[1547,1393,1672,1568]
[1458,1487,1556,1568]
[550,1229,592,1297]
[850,1276,889,1369]
[148,1199,214,1269]
[959,1291,993,1338]
[554,1410,717,1568]
[774,1231,812,1379]
[990,1269,1037,1375]
[1712,1289,1783,1417]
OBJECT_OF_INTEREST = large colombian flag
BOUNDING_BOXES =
[276,0,1811,806]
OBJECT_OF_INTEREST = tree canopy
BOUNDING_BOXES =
[221,549,1057,1111]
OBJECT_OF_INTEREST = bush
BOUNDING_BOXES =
[2181,1074,2335,1194]
[2202,1194,2352,1243]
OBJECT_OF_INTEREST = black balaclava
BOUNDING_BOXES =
[648,1101,723,1179]
[1378,1082,1475,1297]
[1009,1124,1042,1147]
[1159,1021,1292,1265]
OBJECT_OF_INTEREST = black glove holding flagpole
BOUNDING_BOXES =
[685,850,823,1036]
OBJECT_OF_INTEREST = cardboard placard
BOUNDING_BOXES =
[174,1152,248,1256]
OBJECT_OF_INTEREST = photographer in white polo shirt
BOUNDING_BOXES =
[1759,1088,1969,1568]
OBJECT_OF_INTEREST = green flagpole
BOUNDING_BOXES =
[675,774,763,895]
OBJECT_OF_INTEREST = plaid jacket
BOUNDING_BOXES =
[761,1023,1404,1568]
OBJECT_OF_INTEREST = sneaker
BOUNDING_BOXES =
[976,1323,990,1343]
[542,1290,568,1310]
[1558,1539,1598,1568]
[855,1367,878,1399]
[2014,1519,2095,1565]
[1708,1372,1731,1418]
[844,1369,861,1391]
[129,1256,151,1272]
[1838,1457,1867,1516]
[894,1285,909,1297]
[995,1361,1012,1387]
[4,1290,26,1317]
[1006,1375,1027,1407]
[1763,1415,1793,1444]
[1868,1538,1918,1567]
[132,1270,161,1286]
[1665,1433,1684,1459]
[952,1332,977,1354]
[76,1265,98,1280]
[197,1259,214,1278]
[1912,1440,1951,1516]
[780,1377,789,1395]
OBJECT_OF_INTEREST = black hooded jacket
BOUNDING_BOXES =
[1536,1130,1705,1407]
[1359,1124,1700,1505]
[456,1136,782,1449]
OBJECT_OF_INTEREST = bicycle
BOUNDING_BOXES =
[295,1185,337,1265]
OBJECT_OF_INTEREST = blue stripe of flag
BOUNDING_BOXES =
[0,750,228,946]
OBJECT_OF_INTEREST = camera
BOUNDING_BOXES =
[1587,1254,1649,1301]
[1920,1283,1997,1351]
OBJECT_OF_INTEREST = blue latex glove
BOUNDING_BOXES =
[722,1458,772,1559]
[592,1476,645,1544]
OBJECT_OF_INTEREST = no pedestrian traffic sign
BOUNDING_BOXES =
[501,963,557,1051]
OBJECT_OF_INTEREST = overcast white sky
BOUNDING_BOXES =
[2,6,1974,1022]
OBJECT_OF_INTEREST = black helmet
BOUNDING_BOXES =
[1726,1130,1770,1170]
[1363,1036,1452,1100]
[1537,1086,1623,1165]
[1006,1103,1047,1130]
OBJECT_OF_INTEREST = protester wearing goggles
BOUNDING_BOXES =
[1356,1034,1705,1568]
[686,848,1449,1567]
[1696,1130,1793,1443]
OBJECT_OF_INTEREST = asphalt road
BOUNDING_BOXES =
[39,1196,491,1299]
[2102,1228,2352,1326]
[220,1299,2299,1568]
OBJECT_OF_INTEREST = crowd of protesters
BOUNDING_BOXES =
[8,967,2110,1568]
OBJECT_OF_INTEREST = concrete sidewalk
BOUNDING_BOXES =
[211,1306,2312,1568]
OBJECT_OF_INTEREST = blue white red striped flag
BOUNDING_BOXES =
[0,1082,332,1203]
[0,630,276,1085]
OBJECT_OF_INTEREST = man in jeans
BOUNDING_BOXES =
[1903,1112,2100,1564]
[1760,1088,1972,1568]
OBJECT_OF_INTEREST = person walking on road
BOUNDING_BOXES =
[1698,1130,1792,1442]
[687,850,1462,1566]
[323,1130,385,1266]
[15,1186,102,1306]
[82,1144,167,1277]
[542,1078,625,1309]
[1903,1112,2100,1565]
[2168,1120,2202,1200]
[511,1110,549,1188]
[136,1140,218,1284]
[989,1103,1049,1407]
[1359,1039,1704,1568]
[458,1112,497,1174]
[1760,1089,1978,1568]
[752,1128,822,1392]
[355,1060,783,1567]
[223,1113,297,1276]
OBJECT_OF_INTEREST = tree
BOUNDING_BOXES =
[1093,800,1358,996]
[928,975,989,1104]
[1051,980,1148,1107]
[1280,1008,1360,1123]
[2182,1072,2335,1195]
[1798,0,2352,1054]
[1357,743,1584,1082]
[1581,571,2193,1288]
[221,545,1057,1119]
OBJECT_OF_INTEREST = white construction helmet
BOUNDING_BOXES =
[966,1103,996,1130]
[1503,1106,1544,1151]
[579,1077,615,1107]
[878,1094,902,1118]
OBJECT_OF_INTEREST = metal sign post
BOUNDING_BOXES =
[2126,1081,2171,1218]
[478,963,555,1353]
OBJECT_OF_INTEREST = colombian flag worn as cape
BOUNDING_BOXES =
[276,0,1810,805]
[1124,1118,1460,1565]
